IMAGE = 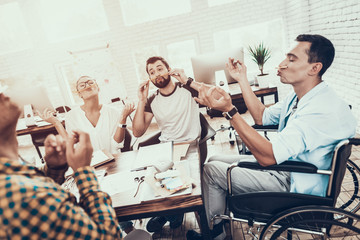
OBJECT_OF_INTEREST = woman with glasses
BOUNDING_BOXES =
[40,75,136,235]
[40,75,135,155]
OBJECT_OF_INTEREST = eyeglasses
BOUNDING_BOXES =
[77,80,95,90]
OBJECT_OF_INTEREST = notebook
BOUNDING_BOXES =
[91,149,115,168]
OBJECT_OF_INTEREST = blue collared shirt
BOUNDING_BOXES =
[263,82,357,196]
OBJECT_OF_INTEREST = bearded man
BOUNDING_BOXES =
[132,56,214,233]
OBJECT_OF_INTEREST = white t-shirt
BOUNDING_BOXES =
[65,104,124,154]
[144,82,201,143]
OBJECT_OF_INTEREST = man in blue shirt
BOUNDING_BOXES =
[187,34,357,240]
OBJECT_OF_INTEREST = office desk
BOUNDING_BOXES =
[16,123,58,136]
[228,84,278,104]
[16,120,65,159]
[96,145,210,237]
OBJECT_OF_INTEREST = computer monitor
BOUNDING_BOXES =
[5,85,55,117]
[191,47,245,85]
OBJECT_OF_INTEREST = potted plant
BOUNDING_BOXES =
[248,42,271,88]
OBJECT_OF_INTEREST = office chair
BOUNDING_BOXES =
[137,113,216,165]
[210,137,360,239]
[121,129,134,152]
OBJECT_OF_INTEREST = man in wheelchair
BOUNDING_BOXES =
[187,34,357,239]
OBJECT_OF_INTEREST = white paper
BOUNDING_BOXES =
[131,142,173,172]
[100,171,141,197]
[91,150,113,167]
[16,118,27,131]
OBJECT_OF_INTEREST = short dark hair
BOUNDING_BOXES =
[295,34,335,77]
[146,56,170,74]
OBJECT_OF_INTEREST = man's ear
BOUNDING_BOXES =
[168,67,171,72]
[308,62,323,76]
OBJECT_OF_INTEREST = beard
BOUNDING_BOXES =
[152,75,171,88]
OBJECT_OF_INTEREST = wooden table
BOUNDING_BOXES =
[16,123,58,136]
[229,84,278,104]
[16,120,64,159]
[96,145,211,237]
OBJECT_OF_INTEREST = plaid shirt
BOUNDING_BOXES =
[0,157,122,239]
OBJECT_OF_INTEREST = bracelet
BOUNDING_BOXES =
[186,77,194,87]
[118,124,127,128]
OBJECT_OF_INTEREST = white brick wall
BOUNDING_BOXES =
[0,0,359,133]
[285,0,360,133]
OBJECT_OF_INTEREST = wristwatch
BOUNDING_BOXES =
[118,124,127,128]
[186,77,194,87]
[222,106,238,120]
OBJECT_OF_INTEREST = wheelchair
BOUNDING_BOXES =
[210,137,360,239]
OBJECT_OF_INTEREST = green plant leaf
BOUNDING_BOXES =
[248,42,271,75]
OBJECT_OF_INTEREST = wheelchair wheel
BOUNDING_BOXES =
[336,159,360,214]
[260,206,360,240]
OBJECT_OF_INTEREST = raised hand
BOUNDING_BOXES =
[194,85,234,112]
[66,130,93,171]
[138,80,150,102]
[37,108,59,125]
[44,134,67,168]
[169,68,187,85]
[121,102,135,119]
[226,58,247,83]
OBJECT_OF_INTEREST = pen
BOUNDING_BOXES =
[121,99,133,121]
[131,167,147,172]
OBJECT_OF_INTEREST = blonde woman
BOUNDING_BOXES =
[40,76,135,155]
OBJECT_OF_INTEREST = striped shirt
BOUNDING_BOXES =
[0,157,122,239]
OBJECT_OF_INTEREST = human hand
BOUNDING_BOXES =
[44,134,67,169]
[169,68,187,84]
[194,84,234,112]
[65,130,93,171]
[137,80,150,102]
[226,58,247,83]
[37,108,59,125]
[121,102,135,121]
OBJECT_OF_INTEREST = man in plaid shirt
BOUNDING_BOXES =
[0,89,122,239]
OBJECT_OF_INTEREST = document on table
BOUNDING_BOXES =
[100,171,144,206]
[140,160,193,202]
[131,141,173,172]
[91,150,115,167]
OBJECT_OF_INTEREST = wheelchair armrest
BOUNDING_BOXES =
[252,124,279,130]
[237,161,318,174]
[349,138,360,146]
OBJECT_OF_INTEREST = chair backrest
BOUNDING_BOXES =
[55,106,71,113]
[199,113,216,165]
[327,139,352,202]
[199,113,216,144]
[121,128,133,152]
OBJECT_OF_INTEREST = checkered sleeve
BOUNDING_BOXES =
[1,162,122,239]
[69,166,122,239]
[37,166,122,239]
